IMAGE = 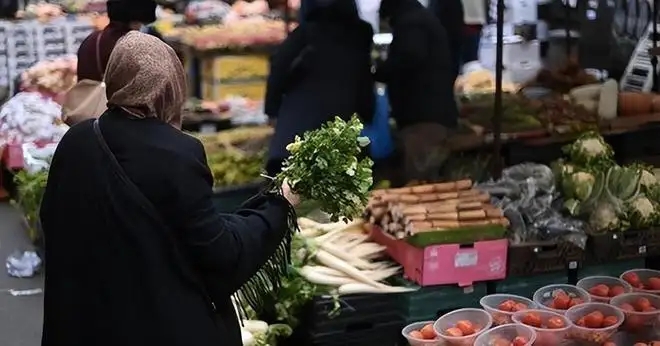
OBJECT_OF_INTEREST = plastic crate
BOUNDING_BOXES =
[211,181,264,213]
[495,272,568,298]
[283,294,403,346]
[506,240,584,277]
[645,229,660,257]
[585,230,649,264]
[577,259,647,279]
[397,284,487,323]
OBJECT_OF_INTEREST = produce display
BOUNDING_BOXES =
[610,293,660,332]
[20,56,77,99]
[526,60,598,94]
[196,126,272,187]
[576,276,632,303]
[480,294,534,325]
[621,269,660,292]
[511,310,570,346]
[365,180,508,238]
[167,18,291,50]
[16,3,64,22]
[532,284,590,314]
[461,92,599,135]
[260,217,410,330]
[13,169,48,242]
[0,92,68,146]
[555,131,660,232]
[455,68,518,94]
[565,303,624,343]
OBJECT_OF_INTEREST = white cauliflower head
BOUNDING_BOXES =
[632,196,654,218]
[640,170,657,188]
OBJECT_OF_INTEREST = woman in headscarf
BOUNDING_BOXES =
[62,0,159,125]
[40,32,298,346]
[264,0,375,176]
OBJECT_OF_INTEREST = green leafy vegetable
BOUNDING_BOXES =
[12,170,49,242]
[276,115,373,222]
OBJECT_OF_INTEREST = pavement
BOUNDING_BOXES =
[0,202,43,346]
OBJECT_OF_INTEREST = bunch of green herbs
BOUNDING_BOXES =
[276,115,373,222]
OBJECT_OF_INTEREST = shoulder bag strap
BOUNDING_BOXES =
[92,119,217,312]
[94,31,105,78]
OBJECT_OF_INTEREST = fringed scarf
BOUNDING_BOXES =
[233,184,300,320]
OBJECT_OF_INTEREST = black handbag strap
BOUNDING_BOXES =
[92,119,217,311]
[92,119,167,225]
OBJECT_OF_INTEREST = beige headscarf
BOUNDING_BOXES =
[104,31,186,128]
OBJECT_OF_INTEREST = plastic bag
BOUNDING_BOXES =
[477,163,587,248]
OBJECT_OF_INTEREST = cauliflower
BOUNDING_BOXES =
[589,202,625,232]
[562,131,614,168]
[627,196,659,229]
[640,169,657,190]
[563,171,596,201]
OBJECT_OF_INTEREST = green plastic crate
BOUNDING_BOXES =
[398,284,487,324]
[495,272,569,298]
[577,259,647,279]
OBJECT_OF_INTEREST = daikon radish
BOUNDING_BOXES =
[314,220,362,243]
[338,283,415,295]
[362,267,401,281]
[300,228,322,238]
[299,266,359,286]
[304,265,348,277]
[316,250,390,288]
[242,320,269,335]
[241,329,256,346]
[297,217,323,228]
[351,243,386,258]
[319,242,377,270]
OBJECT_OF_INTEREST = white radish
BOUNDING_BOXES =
[242,320,269,335]
[361,267,401,281]
[315,250,390,289]
[299,266,360,286]
[304,265,348,278]
[318,242,377,270]
[337,283,415,295]
[300,228,322,238]
[241,329,256,346]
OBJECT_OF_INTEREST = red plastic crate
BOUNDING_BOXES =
[371,227,508,287]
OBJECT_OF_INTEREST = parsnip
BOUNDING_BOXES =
[315,250,389,289]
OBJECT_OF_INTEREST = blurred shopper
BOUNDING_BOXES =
[264,0,375,176]
[429,0,464,79]
[61,0,158,126]
[377,0,459,184]
[460,0,486,64]
[41,32,299,346]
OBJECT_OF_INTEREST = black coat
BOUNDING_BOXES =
[40,109,291,346]
[264,0,374,161]
[429,0,465,77]
[376,0,459,129]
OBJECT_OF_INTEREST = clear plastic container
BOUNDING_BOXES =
[480,294,536,325]
[401,321,442,346]
[610,292,660,333]
[576,276,633,303]
[473,324,537,346]
[620,269,660,295]
[532,284,591,315]
[433,308,493,346]
[512,309,571,346]
[565,302,624,344]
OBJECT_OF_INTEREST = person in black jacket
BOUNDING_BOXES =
[264,0,375,176]
[429,0,465,79]
[40,32,298,346]
[377,0,460,184]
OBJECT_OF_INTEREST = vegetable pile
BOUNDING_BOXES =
[13,169,49,242]
[277,116,373,222]
[365,180,508,239]
[196,126,272,187]
[556,131,660,232]
[260,217,411,329]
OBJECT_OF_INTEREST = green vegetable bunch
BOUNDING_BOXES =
[276,115,373,222]
[556,132,660,232]
[12,170,49,242]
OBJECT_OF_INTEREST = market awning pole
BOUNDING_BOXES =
[493,0,504,179]
[653,0,658,91]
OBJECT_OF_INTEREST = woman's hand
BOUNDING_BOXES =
[281,181,300,206]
